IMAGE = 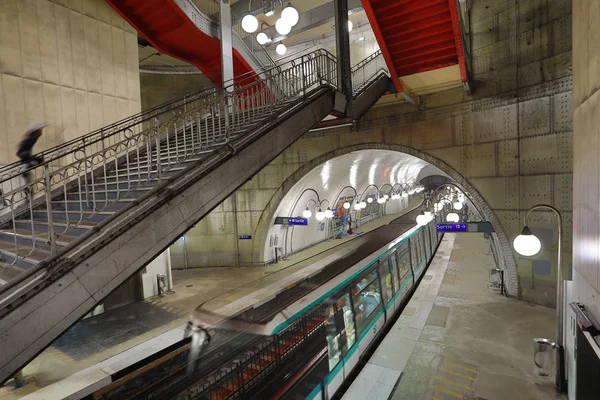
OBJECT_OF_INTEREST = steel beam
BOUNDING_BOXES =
[335,0,353,101]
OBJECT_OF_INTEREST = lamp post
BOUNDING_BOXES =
[512,204,565,393]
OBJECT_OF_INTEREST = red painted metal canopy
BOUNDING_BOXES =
[107,0,256,87]
[361,0,468,93]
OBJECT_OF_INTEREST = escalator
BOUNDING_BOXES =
[0,50,391,384]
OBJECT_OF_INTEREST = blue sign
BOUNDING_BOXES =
[288,217,308,226]
[437,224,467,233]
[239,235,252,240]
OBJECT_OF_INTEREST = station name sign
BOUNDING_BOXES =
[274,217,309,226]
[436,222,494,233]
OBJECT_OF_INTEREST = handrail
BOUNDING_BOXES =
[0,50,341,306]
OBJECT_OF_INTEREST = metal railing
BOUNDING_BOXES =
[0,50,337,280]
[350,50,389,96]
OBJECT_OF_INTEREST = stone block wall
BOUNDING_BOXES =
[0,0,141,165]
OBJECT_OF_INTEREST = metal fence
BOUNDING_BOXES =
[350,50,389,96]
[0,50,337,280]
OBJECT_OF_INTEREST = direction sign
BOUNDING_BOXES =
[436,222,495,233]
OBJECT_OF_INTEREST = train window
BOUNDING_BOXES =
[325,305,342,371]
[338,293,356,350]
[396,243,411,282]
[352,270,382,333]
[378,259,393,304]
[388,253,400,293]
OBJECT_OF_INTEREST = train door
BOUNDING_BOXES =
[325,293,356,396]
[378,259,394,321]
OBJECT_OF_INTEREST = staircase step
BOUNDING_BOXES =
[14,219,95,237]
[0,229,74,252]
[32,210,115,223]
[0,241,50,269]
[50,199,135,212]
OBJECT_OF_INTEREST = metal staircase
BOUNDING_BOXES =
[0,50,390,384]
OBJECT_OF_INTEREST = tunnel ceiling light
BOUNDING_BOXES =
[416,213,428,226]
[302,207,312,219]
[316,208,325,221]
[446,212,460,223]
[275,18,292,35]
[360,201,367,209]
[242,14,259,33]
[513,226,542,257]
[256,32,269,45]
[281,3,299,26]
[453,201,463,210]
[353,203,361,211]
[276,43,287,55]
[367,197,374,203]
[343,201,351,210]
[325,207,334,219]
[348,20,353,32]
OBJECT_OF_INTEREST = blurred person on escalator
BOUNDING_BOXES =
[16,122,47,185]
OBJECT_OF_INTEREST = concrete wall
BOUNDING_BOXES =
[0,0,141,165]
[140,72,212,111]
[169,0,573,305]
[572,1,600,321]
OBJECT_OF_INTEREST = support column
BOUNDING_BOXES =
[334,0,352,100]
[219,0,234,89]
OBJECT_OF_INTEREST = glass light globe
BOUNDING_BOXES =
[353,203,361,211]
[513,227,542,256]
[276,43,287,55]
[446,212,460,223]
[343,202,351,210]
[348,20,353,32]
[302,207,311,219]
[275,18,292,35]
[424,211,433,222]
[453,201,463,210]
[316,209,325,221]
[256,32,269,45]
[377,196,385,204]
[360,201,367,209]
[324,207,334,219]
[383,194,389,200]
[402,191,408,197]
[281,4,299,26]
[416,214,428,226]
[242,14,259,33]
[408,189,415,195]
[367,197,373,203]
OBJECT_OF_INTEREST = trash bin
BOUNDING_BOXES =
[157,273,167,295]
[533,338,556,377]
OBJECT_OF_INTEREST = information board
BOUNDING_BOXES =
[274,217,308,226]
[436,222,495,233]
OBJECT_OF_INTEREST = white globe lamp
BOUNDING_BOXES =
[416,213,428,226]
[281,4,299,26]
[242,14,259,33]
[424,211,433,223]
[353,203,361,211]
[302,207,312,219]
[377,196,385,204]
[276,43,287,55]
[343,202,351,210]
[360,201,367,209]
[446,212,460,223]
[324,207,334,219]
[402,191,408,198]
[453,201,463,210]
[256,32,269,45]
[275,18,292,35]
[367,197,373,203]
[513,227,542,257]
[315,209,325,221]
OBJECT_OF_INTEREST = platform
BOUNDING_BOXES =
[0,201,420,399]
[343,233,567,400]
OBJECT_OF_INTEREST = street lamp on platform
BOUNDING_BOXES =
[512,204,565,393]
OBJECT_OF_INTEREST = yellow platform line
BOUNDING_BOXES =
[433,385,463,399]
[439,367,477,381]
[442,359,478,374]
[436,375,474,391]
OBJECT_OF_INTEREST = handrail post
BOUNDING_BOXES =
[224,94,231,143]
[301,56,307,97]
[43,164,57,255]
[154,118,162,183]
